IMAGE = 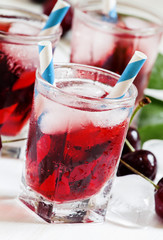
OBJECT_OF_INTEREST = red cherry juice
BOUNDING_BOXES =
[25,79,129,203]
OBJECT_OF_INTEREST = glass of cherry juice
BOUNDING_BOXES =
[19,63,137,223]
[0,5,61,137]
[70,1,163,103]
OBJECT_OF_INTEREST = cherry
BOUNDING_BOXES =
[117,150,157,180]
[122,127,141,156]
[155,178,163,219]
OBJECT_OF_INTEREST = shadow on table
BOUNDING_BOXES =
[0,198,45,224]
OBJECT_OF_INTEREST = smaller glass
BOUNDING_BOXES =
[70,1,163,103]
[19,63,137,223]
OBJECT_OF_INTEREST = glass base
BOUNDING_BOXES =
[19,178,114,223]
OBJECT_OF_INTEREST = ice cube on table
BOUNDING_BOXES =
[107,175,155,227]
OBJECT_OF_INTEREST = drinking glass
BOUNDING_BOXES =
[0,5,62,137]
[70,0,163,103]
[19,63,137,223]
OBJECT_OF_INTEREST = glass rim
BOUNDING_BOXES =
[36,63,137,108]
[0,4,62,44]
[74,1,163,36]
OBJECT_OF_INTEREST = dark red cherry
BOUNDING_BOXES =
[117,150,157,180]
[122,127,141,156]
[43,0,57,15]
[155,178,163,219]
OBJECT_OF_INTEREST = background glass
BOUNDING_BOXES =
[70,1,163,103]
[0,5,61,137]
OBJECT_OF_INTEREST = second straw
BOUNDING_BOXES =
[38,41,55,85]
[40,0,70,36]
[109,51,147,98]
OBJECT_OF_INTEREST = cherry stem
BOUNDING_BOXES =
[129,97,151,126]
[2,138,27,144]
[126,97,152,152]
[125,139,135,152]
[120,159,159,190]
[122,96,159,190]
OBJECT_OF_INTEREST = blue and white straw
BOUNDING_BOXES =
[109,51,147,98]
[102,0,117,22]
[40,0,70,36]
[38,41,55,85]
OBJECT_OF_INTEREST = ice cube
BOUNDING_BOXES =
[1,43,39,70]
[34,94,45,119]
[9,22,40,36]
[39,102,69,134]
[71,11,116,65]
[62,80,107,98]
[42,107,128,134]
[39,98,89,135]
[122,16,154,30]
[71,19,95,63]
[92,27,115,64]
[1,22,40,70]
[107,175,155,227]
[92,108,128,128]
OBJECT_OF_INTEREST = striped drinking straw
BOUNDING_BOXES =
[38,1,70,84]
[39,0,70,36]
[102,0,117,22]
[38,41,55,85]
[109,51,147,98]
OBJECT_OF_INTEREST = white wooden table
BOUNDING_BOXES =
[0,146,163,240]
